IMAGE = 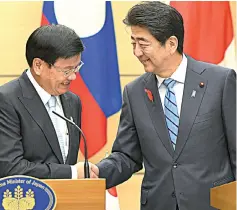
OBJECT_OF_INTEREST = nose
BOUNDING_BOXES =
[67,72,77,81]
[133,43,144,57]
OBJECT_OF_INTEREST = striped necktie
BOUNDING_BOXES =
[163,78,179,149]
[48,96,66,163]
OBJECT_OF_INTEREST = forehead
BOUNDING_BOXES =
[130,26,155,42]
[54,54,81,67]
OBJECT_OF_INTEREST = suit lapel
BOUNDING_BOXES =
[143,73,174,157]
[18,71,64,163]
[174,57,207,160]
[60,93,74,164]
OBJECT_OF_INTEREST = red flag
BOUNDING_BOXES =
[170,1,234,64]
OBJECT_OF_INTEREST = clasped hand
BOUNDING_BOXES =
[74,162,99,179]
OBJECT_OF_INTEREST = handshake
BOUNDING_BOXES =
[74,162,99,179]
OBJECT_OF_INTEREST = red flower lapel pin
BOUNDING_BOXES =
[145,89,154,102]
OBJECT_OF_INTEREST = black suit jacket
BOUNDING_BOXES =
[0,71,81,179]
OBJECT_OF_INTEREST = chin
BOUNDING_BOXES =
[61,90,68,95]
[144,67,155,73]
[57,89,67,95]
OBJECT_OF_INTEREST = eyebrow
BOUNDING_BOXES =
[131,36,149,42]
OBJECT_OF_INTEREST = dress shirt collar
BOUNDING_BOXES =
[156,54,187,88]
[26,70,61,106]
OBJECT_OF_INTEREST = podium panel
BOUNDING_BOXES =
[210,181,236,210]
[42,179,105,210]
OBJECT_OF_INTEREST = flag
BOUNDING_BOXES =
[170,1,234,66]
[106,187,120,210]
[41,1,122,158]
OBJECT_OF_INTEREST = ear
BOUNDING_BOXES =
[32,58,44,76]
[166,36,178,55]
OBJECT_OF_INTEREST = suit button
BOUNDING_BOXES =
[173,163,178,168]
[172,192,176,198]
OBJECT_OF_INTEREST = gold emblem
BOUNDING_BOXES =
[2,185,35,210]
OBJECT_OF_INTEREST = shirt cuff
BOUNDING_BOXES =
[71,165,78,179]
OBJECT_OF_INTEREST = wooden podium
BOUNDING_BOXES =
[42,179,106,210]
[210,181,236,210]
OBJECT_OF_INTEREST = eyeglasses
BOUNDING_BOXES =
[50,60,84,77]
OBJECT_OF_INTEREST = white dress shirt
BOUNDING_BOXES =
[26,70,77,179]
[156,54,188,116]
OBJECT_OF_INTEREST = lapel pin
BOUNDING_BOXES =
[70,116,74,122]
[199,82,204,88]
[191,90,196,98]
[144,88,154,102]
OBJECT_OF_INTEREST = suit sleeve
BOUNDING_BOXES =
[97,85,143,189]
[222,69,236,178]
[0,92,71,179]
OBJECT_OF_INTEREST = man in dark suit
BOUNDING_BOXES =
[0,25,96,179]
[90,2,236,210]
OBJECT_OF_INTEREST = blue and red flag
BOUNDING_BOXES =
[41,1,122,158]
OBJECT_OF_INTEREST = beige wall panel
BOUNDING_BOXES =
[0,2,42,76]
[117,174,143,210]
[230,1,236,50]
[112,1,144,76]
[230,2,236,35]
[0,77,17,86]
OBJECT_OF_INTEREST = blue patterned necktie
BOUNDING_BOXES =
[163,78,179,149]
[48,96,66,163]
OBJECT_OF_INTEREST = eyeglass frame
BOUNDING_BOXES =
[49,60,84,77]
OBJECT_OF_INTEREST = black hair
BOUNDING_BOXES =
[26,24,84,67]
[123,1,184,54]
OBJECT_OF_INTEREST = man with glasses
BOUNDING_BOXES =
[0,24,97,179]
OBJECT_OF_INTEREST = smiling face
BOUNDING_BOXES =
[31,54,81,96]
[131,26,174,76]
